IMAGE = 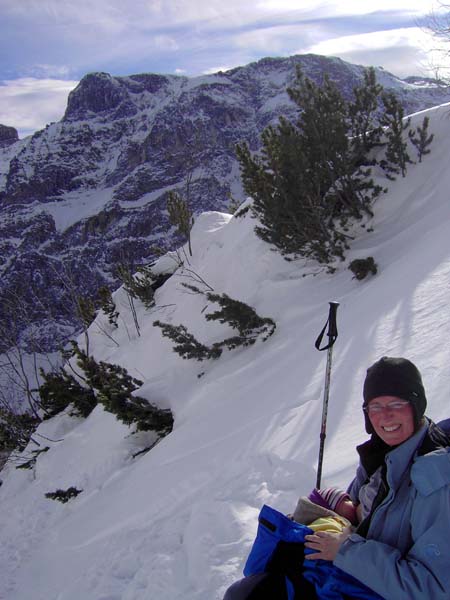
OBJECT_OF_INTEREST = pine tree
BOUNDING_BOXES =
[38,368,97,418]
[76,295,96,327]
[153,321,222,361]
[0,408,39,452]
[116,264,141,336]
[167,190,194,256]
[237,116,335,262]
[97,286,119,327]
[409,116,434,163]
[154,292,276,358]
[131,266,155,309]
[236,67,385,264]
[76,295,97,355]
[116,264,169,310]
[205,292,276,345]
[72,344,173,434]
[348,67,384,163]
[380,92,412,178]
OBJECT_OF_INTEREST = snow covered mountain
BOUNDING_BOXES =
[0,100,449,599]
[1,53,449,350]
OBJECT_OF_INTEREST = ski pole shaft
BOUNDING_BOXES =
[315,301,339,489]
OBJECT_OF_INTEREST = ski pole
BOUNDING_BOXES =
[314,301,339,489]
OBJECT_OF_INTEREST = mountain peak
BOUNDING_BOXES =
[63,72,130,120]
[0,124,19,148]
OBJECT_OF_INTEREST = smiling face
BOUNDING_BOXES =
[367,395,415,446]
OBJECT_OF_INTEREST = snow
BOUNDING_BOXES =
[1,103,450,599]
[10,187,117,233]
[0,138,28,188]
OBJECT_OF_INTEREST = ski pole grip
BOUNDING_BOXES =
[315,301,339,351]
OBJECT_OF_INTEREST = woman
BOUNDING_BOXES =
[224,356,450,599]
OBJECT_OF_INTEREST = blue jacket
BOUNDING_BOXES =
[335,420,450,600]
[438,417,450,433]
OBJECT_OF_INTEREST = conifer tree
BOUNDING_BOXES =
[116,264,166,310]
[154,292,276,358]
[348,67,384,162]
[0,408,39,452]
[132,265,157,309]
[76,295,96,355]
[38,368,97,418]
[97,286,119,328]
[72,344,173,434]
[76,296,97,331]
[380,92,412,178]
[153,321,222,361]
[409,116,434,163]
[236,67,385,264]
[205,293,276,345]
[116,264,141,336]
[167,190,194,256]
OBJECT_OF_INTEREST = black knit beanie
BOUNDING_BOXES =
[362,356,427,434]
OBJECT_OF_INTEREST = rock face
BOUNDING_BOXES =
[0,125,19,148]
[0,54,449,351]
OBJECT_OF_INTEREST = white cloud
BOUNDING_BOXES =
[202,65,236,74]
[233,23,321,54]
[29,64,73,78]
[257,0,432,17]
[2,1,440,82]
[2,0,256,31]
[0,78,78,137]
[301,27,448,78]
[2,0,128,33]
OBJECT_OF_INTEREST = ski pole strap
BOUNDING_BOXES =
[315,302,339,351]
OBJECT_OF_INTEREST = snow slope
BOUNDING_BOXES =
[1,104,450,600]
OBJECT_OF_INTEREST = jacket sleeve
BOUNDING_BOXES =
[334,476,450,599]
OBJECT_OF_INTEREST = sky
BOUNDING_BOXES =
[0,0,448,138]
[0,102,450,599]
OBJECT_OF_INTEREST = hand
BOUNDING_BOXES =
[304,529,350,561]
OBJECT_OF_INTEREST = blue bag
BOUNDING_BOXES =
[243,504,383,600]
[243,504,314,599]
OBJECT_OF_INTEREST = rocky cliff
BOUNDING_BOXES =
[0,125,19,149]
[0,54,448,351]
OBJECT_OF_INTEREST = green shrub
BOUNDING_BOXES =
[349,257,378,280]
[72,344,173,435]
[45,486,82,503]
[154,292,276,360]
[409,116,434,163]
[153,321,222,361]
[167,190,194,256]
[97,286,119,327]
[38,368,97,419]
[0,408,40,453]
[205,292,276,346]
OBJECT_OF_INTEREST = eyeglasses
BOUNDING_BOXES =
[364,400,410,414]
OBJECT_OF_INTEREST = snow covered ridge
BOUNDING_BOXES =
[1,103,450,599]
[1,54,450,353]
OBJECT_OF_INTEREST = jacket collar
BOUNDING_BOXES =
[382,423,428,489]
[357,420,429,479]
